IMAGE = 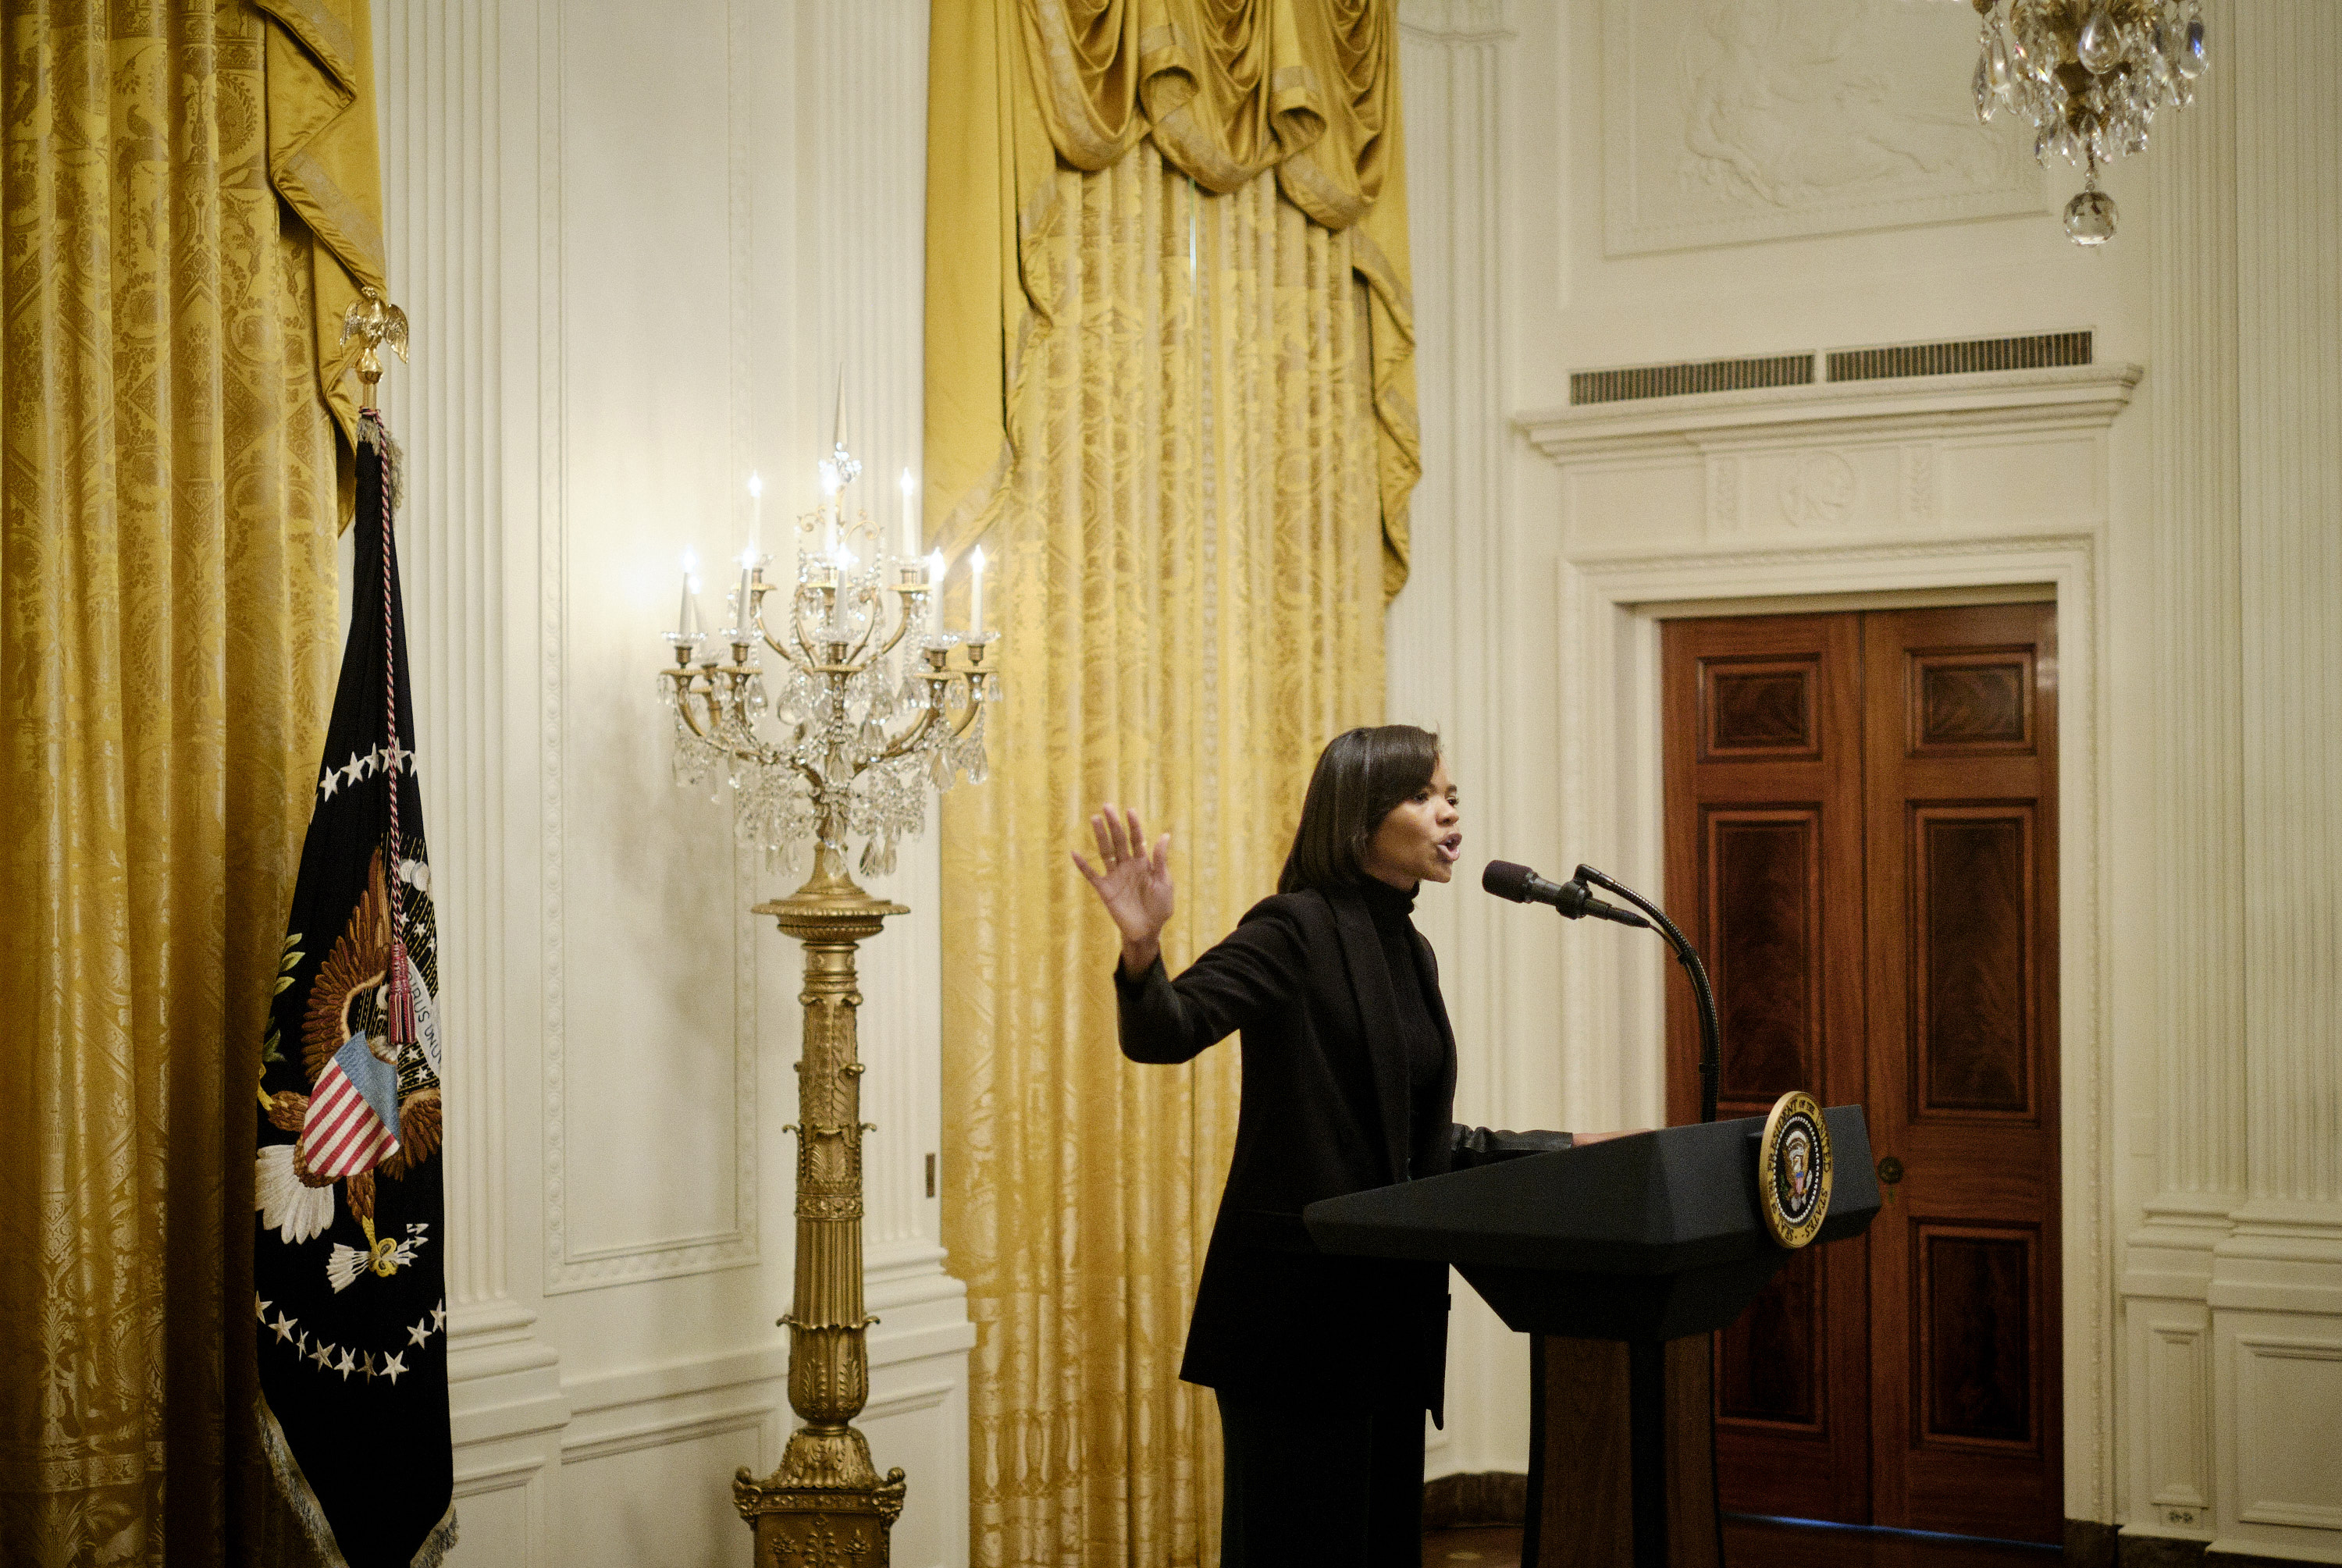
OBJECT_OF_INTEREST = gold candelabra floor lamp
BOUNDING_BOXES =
[657,439,996,1565]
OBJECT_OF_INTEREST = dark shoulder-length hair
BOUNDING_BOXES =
[1277,724,1443,894]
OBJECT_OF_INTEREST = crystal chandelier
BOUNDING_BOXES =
[657,438,998,880]
[1970,0,2209,244]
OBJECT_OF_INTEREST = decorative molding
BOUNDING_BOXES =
[2139,1313,2212,1519]
[1519,364,2143,463]
[1531,373,2115,1513]
[562,1314,977,1428]
[2227,1333,2342,1532]
[1902,443,1939,529]
[536,0,763,1293]
[453,1456,549,1495]
[1398,0,1513,41]
[561,1406,771,1467]
[1600,0,2043,255]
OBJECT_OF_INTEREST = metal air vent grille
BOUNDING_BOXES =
[1569,354,1815,406]
[1827,332,2092,382]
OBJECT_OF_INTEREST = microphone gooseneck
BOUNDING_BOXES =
[1480,858,1721,1125]
[1572,864,1721,1125]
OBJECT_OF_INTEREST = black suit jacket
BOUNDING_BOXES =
[1115,883,1567,1420]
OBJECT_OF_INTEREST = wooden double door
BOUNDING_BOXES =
[1661,603,2062,1544]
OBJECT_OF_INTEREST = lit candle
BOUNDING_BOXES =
[735,548,756,635]
[926,549,945,637]
[899,468,919,560]
[675,551,703,639]
[747,471,763,557]
[970,546,986,636]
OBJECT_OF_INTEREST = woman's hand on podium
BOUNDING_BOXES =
[1073,803,1173,976]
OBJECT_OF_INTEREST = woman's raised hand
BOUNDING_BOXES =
[1072,804,1173,975]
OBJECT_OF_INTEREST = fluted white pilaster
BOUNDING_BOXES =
[376,0,552,1371]
[791,0,946,1280]
[2144,36,2246,1221]
[1390,0,1532,1480]
[375,5,566,1563]
[2123,5,2342,1559]
[2232,2,2342,1226]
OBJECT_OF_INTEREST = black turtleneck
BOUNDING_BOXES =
[1358,876,1447,1142]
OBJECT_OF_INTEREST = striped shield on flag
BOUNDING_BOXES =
[301,1033,404,1179]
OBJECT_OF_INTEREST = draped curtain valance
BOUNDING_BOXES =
[927,0,1420,596]
[257,0,394,500]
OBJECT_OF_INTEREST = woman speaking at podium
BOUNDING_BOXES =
[1075,724,1568,1568]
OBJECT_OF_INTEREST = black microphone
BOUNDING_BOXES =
[1482,860,1650,927]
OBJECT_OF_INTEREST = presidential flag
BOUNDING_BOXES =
[254,408,455,1566]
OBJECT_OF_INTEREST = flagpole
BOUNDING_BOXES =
[258,286,454,1568]
[348,288,415,1281]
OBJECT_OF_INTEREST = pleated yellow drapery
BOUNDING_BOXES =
[926,0,1418,595]
[927,4,1415,1563]
[0,1,383,1560]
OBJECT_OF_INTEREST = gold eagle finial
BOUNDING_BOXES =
[339,286,410,391]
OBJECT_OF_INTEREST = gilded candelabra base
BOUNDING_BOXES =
[736,847,909,1566]
[733,1425,906,1568]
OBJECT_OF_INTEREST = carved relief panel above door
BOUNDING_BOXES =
[1602,0,2045,254]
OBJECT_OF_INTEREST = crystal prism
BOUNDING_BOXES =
[2077,5,2119,73]
[2064,186,2117,244]
[2176,16,2206,78]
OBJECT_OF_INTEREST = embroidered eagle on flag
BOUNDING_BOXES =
[255,847,445,1278]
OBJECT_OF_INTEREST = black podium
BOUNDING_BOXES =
[1303,1108,1880,1568]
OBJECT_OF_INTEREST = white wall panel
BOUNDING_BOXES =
[376,1,970,1563]
[542,0,759,1289]
[563,1417,778,1566]
[448,1461,546,1568]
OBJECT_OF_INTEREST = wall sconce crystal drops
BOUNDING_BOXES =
[658,439,996,877]
[1971,0,2208,244]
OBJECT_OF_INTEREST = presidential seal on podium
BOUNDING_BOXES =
[1759,1091,1832,1248]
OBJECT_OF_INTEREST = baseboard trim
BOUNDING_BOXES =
[2071,1520,2122,1568]
[2110,1531,2338,1568]
[1425,1470,1528,1529]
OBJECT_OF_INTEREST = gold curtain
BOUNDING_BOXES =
[927,3,1411,1562]
[926,0,1418,596]
[0,1,383,1561]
